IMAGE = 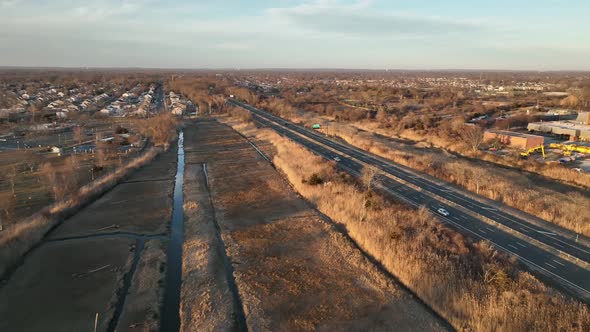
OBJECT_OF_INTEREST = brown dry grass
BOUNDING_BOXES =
[330,122,590,237]
[228,119,590,332]
[397,126,590,189]
[194,120,446,331]
[137,113,178,148]
[183,201,198,211]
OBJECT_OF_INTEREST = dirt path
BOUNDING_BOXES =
[0,146,177,331]
[181,119,448,331]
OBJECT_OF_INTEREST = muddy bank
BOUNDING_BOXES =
[181,120,447,331]
[116,240,166,331]
[0,238,133,331]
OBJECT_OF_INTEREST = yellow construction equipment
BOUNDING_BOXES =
[549,143,590,155]
[520,145,546,158]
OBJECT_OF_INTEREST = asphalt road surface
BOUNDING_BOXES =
[228,99,590,304]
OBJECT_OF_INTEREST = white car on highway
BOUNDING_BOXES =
[333,156,341,162]
[437,208,450,217]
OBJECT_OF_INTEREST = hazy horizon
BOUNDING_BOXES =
[2,66,590,73]
[1,0,589,71]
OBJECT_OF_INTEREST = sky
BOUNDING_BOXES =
[0,0,589,70]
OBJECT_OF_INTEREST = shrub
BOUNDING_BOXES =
[138,112,178,148]
[307,173,323,185]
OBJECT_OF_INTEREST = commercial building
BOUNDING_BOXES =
[484,129,545,149]
[527,112,590,141]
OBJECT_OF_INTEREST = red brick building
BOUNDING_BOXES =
[484,130,544,149]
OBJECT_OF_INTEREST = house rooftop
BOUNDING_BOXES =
[485,129,544,139]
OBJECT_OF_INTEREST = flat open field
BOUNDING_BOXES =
[180,119,447,331]
[0,144,177,331]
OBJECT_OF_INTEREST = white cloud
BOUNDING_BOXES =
[211,42,254,50]
[70,0,145,21]
[0,0,587,69]
[266,0,482,38]
[0,0,20,6]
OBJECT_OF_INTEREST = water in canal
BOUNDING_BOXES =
[160,131,185,331]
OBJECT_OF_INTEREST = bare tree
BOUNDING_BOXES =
[210,95,226,113]
[40,162,59,200]
[138,112,177,148]
[361,165,378,194]
[39,158,79,201]
[472,167,489,195]
[375,109,388,124]
[73,126,84,145]
[0,192,15,228]
[29,104,41,124]
[461,125,484,153]
[560,95,579,108]
[359,165,379,222]
[95,143,109,168]
[7,164,18,196]
[64,155,80,194]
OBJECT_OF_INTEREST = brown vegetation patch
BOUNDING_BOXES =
[224,116,590,332]
[183,120,446,331]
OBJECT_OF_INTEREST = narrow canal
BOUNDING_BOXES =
[160,131,185,332]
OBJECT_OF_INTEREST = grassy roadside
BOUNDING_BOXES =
[334,121,590,236]
[282,111,590,237]
[222,115,590,332]
[186,119,447,331]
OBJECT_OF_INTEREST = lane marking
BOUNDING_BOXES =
[553,260,565,267]
[478,228,487,234]
[520,227,530,233]
[508,244,519,250]
[242,104,590,296]
[537,230,557,236]
[554,242,565,248]
[486,227,495,232]
[516,242,527,248]
[545,262,558,269]
[282,146,590,294]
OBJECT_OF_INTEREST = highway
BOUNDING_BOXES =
[228,98,590,304]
